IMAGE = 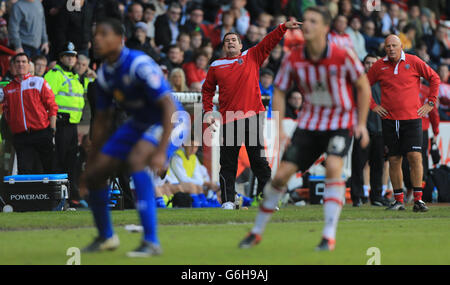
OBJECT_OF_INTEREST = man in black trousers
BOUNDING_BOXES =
[351,54,387,207]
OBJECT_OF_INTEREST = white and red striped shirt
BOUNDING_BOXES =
[328,31,354,50]
[274,43,364,131]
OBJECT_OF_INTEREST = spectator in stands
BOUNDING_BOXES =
[169,67,188,92]
[359,0,374,23]
[181,4,205,36]
[259,68,274,117]
[190,30,203,51]
[338,0,353,18]
[256,12,273,32]
[32,55,48,77]
[159,44,184,73]
[437,64,450,120]
[373,2,387,37]
[215,0,250,36]
[419,8,435,37]
[346,15,367,61]
[54,0,95,57]
[177,32,192,62]
[142,3,156,42]
[182,50,207,88]
[407,4,422,41]
[0,17,8,46]
[211,10,236,49]
[416,40,436,70]
[8,0,49,58]
[126,21,160,61]
[242,25,261,51]
[423,24,450,67]
[284,90,302,120]
[74,54,95,97]
[149,0,166,17]
[265,43,283,76]
[362,19,384,56]
[381,3,400,36]
[28,60,34,75]
[328,14,354,50]
[154,2,182,53]
[0,53,57,174]
[399,24,417,53]
[124,2,144,40]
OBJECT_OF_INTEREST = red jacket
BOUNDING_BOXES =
[367,52,440,120]
[182,61,207,87]
[2,74,58,134]
[202,23,287,124]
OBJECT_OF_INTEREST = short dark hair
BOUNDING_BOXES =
[363,53,379,63]
[97,17,125,36]
[222,32,242,44]
[168,2,182,11]
[168,44,181,52]
[128,2,143,12]
[32,55,47,63]
[303,6,332,26]
[12,53,30,63]
[403,23,416,34]
[143,3,156,11]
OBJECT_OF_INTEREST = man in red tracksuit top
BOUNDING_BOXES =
[1,53,58,174]
[202,19,302,210]
[367,35,440,212]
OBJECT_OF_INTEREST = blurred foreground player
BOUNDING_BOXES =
[239,7,371,251]
[82,18,186,257]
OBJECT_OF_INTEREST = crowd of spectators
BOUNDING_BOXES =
[0,0,449,208]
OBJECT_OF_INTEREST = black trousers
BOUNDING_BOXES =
[219,114,271,203]
[55,120,79,201]
[350,133,384,202]
[12,128,55,174]
[402,130,429,189]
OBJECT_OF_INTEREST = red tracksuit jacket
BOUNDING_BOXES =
[202,23,287,124]
[2,74,58,134]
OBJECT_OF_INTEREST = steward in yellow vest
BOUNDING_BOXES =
[44,42,85,206]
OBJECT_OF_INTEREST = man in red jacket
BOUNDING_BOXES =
[202,18,302,210]
[367,35,440,212]
[1,53,58,174]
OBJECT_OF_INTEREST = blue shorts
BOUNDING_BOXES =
[102,115,189,162]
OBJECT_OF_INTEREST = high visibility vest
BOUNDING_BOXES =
[44,65,85,124]
[168,148,197,178]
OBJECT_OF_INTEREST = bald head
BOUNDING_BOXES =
[384,34,403,62]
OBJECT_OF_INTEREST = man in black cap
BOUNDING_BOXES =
[45,41,86,207]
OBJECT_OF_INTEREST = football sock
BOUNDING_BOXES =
[413,187,423,202]
[89,187,114,239]
[393,189,404,203]
[155,196,166,208]
[132,170,159,245]
[363,185,369,197]
[190,194,202,208]
[251,184,285,235]
[322,179,345,241]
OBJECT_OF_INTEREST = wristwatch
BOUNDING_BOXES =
[428,101,435,107]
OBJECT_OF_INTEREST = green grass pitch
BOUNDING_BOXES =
[1,204,449,265]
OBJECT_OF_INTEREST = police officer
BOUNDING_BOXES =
[45,42,85,206]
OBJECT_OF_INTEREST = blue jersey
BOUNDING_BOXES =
[96,47,183,128]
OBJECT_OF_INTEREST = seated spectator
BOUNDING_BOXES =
[154,2,182,53]
[142,3,156,42]
[242,25,261,51]
[126,22,160,61]
[0,17,8,46]
[32,55,48,77]
[169,68,188,92]
[259,68,274,118]
[346,15,367,61]
[210,10,237,49]
[423,24,450,67]
[182,51,208,88]
[338,0,354,18]
[124,2,144,40]
[0,53,57,174]
[159,44,184,73]
[177,32,192,63]
[399,24,417,52]
[181,5,206,36]
[362,20,384,56]
[285,90,303,120]
[190,30,203,52]
[407,4,422,42]
[328,15,354,50]
[265,43,283,76]
[416,40,436,70]
[381,3,400,36]
[256,12,273,32]
[373,3,388,37]
[437,64,450,120]
[215,0,250,36]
